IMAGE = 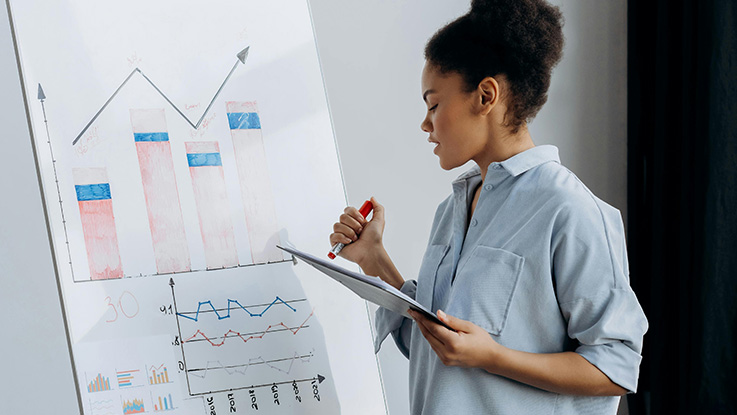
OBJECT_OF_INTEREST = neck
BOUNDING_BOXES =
[475,124,535,181]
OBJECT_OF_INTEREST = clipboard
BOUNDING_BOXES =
[277,245,452,330]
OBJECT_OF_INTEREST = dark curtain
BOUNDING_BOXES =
[627,0,737,414]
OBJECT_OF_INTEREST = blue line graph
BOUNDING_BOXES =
[177,297,297,321]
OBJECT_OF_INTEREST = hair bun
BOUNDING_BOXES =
[470,0,499,14]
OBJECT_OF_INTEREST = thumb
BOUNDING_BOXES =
[369,196,385,223]
[437,309,474,332]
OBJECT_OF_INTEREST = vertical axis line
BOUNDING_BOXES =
[40,97,75,280]
[169,278,192,396]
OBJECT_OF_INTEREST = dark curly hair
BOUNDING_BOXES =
[425,0,564,132]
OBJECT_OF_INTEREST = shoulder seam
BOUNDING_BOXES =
[559,166,620,289]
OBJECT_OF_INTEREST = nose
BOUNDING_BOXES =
[421,114,433,133]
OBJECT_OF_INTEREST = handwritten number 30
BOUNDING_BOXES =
[105,291,140,322]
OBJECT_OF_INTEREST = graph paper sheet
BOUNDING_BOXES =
[6,0,387,413]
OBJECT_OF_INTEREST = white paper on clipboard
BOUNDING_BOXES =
[277,245,452,329]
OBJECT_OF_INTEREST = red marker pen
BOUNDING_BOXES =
[328,200,373,259]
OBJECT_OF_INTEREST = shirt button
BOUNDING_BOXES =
[471,219,478,227]
[484,184,493,191]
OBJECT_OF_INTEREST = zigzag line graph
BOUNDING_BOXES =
[183,309,315,347]
[188,350,315,378]
[72,46,250,145]
[176,296,300,322]
[88,398,116,415]
[147,363,165,372]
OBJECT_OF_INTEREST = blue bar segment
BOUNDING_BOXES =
[134,132,169,142]
[75,184,111,201]
[187,153,222,167]
[227,112,261,129]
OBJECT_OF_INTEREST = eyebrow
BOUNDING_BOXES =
[422,89,436,102]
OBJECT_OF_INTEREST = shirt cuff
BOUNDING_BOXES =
[576,342,643,393]
[373,280,417,354]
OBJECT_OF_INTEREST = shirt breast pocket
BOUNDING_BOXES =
[416,244,450,308]
[446,245,525,336]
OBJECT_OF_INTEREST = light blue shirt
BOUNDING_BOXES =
[375,145,648,415]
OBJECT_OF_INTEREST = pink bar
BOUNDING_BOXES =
[227,102,283,264]
[73,168,123,280]
[186,141,238,269]
[226,101,258,113]
[131,109,191,274]
[79,200,124,279]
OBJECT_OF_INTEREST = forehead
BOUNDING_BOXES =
[421,62,467,97]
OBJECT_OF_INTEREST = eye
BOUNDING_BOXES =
[429,104,438,112]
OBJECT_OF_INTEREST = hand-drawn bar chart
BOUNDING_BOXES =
[28,41,295,282]
[73,168,123,280]
[130,109,191,274]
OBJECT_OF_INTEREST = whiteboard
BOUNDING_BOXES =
[6,0,387,413]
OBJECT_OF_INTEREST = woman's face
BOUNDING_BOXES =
[421,63,488,170]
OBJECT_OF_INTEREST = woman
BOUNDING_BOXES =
[329,0,647,413]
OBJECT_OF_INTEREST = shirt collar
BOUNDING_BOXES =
[498,145,560,177]
[452,145,561,184]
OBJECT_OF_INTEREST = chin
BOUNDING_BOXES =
[438,158,461,171]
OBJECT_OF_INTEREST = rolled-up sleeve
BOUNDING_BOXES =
[374,280,416,357]
[553,196,648,393]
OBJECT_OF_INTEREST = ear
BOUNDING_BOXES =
[476,76,500,115]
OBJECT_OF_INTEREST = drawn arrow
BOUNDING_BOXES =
[38,83,75,279]
[72,46,251,146]
[188,374,328,396]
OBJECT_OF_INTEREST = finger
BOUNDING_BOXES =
[344,206,368,226]
[339,213,364,233]
[329,232,353,246]
[333,222,359,241]
[410,310,446,347]
[412,314,449,359]
[370,196,384,223]
[414,313,458,346]
[437,309,475,333]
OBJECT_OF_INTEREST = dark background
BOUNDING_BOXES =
[627,0,737,413]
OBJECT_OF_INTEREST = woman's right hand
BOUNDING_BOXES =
[329,196,385,266]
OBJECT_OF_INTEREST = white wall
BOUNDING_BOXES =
[0,1,626,414]
[310,1,627,414]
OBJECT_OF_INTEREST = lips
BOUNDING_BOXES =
[428,138,439,154]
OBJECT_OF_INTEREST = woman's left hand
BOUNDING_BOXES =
[408,309,502,370]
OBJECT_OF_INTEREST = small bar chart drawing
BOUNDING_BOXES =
[227,101,284,264]
[130,109,191,274]
[185,141,238,269]
[87,373,112,393]
[147,364,171,385]
[151,393,175,412]
[73,168,124,280]
[116,369,140,388]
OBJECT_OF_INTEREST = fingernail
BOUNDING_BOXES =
[438,310,446,319]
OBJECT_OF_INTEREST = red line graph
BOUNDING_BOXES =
[183,309,314,347]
